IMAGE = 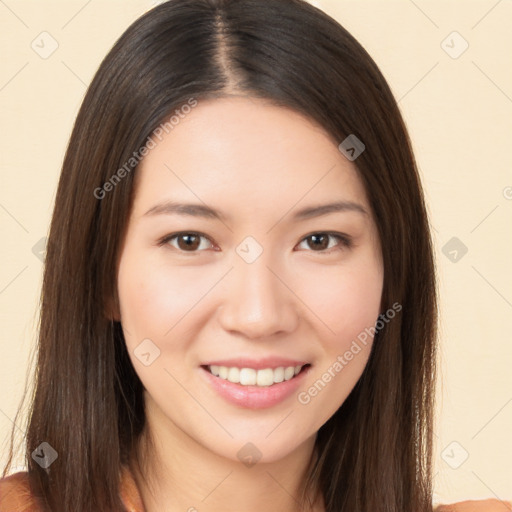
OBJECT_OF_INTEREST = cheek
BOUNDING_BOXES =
[295,256,382,422]
[301,257,383,349]
[117,251,216,344]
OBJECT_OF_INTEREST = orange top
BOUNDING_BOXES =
[0,465,144,512]
[0,466,510,511]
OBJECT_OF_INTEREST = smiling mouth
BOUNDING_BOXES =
[201,364,311,387]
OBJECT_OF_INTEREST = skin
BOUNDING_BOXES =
[113,96,384,512]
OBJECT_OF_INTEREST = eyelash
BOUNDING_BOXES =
[157,231,353,254]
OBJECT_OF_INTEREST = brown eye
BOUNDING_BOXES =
[306,234,330,250]
[297,232,352,252]
[160,232,214,252]
[177,234,201,251]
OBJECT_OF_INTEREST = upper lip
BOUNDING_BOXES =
[201,357,310,370]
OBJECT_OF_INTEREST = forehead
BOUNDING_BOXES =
[131,96,369,220]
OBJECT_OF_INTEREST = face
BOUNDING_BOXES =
[115,96,383,464]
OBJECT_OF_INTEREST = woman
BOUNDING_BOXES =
[0,0,509,511]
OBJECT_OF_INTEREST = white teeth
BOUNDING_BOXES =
[284,366,295,380]
[207,364,305,387]
[273,366,284,383]
[227,367,240,383]
[256,368,274,387]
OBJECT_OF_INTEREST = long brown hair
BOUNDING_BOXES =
[2,0,437,510]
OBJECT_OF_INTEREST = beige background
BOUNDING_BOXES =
[0,0,511,506]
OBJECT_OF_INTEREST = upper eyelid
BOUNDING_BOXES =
[162,231,216,250]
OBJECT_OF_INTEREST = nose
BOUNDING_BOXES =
[217,255,298,340]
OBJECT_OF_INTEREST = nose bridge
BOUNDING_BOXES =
[218,246,296,338]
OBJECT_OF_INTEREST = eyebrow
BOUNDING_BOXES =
[142,200,368,222]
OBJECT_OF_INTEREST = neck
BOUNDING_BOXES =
[130,397,324,512]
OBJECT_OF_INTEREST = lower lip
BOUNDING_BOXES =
[199,365,311,409]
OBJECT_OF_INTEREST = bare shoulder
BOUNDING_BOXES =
[0,471,42,512]
[435,499,512,511]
